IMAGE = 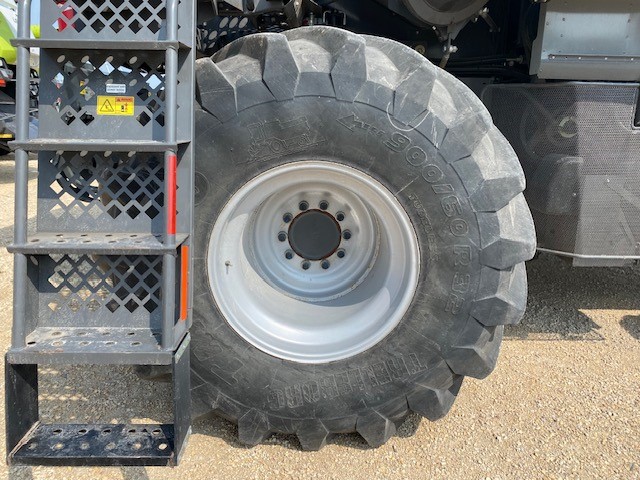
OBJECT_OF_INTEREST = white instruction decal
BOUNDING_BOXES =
[106,83,127,94]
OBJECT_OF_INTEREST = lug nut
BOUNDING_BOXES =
[283,213,293,223]
[285,250,294,260]
[337,249,346,259]
[319,200,329,210]
[321,260,330,270]
[278,231,287,242]
[299,201,309,211]
[343,230,352,240]
[302,261,311,270]
[336,212,345,222]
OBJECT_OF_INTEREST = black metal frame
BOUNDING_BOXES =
[6,335,191,467]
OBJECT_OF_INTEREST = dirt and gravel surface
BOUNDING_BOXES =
[0,156,638,479]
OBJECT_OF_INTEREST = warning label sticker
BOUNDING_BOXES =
[97,96,135,116]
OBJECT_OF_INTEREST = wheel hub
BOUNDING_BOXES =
[208,161,419,363]
[288,210,341,261]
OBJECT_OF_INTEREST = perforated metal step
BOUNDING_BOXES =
[9,424,177,467]
[11,139,187,152]
[8,327,177,365]
[12,39,184,50]
[9,233,188,255]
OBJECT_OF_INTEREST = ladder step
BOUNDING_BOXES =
[11,139,188,153]
[11,38,185,51]
[9,233,189,255]
[9,423,177,467]
[7,328,179,366]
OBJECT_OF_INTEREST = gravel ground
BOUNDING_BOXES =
[0,156,639,479]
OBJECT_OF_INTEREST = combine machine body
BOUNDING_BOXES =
[5,0,639,465]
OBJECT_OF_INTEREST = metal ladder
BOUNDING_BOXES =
[6,0,195,466]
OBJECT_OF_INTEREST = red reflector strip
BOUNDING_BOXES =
[180,245,189,321]
[0,79,6,87]
[167,153,177,235]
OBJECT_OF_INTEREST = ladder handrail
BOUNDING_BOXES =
[162,0,181,349]
[14,0,32,244]
[12,0,33,348]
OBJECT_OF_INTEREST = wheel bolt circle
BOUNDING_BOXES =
[283,202,351,268]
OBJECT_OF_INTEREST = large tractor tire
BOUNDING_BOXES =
[191,26,536,450]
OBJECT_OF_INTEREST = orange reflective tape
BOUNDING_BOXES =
[180,245,189,321]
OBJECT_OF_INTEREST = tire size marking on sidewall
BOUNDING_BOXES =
[337,112,474,317]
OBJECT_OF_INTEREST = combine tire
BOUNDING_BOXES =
[191,26,536,449]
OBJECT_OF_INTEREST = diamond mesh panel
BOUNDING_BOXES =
[45,0,167,41]
[38,151,166,232]
[32,254,164,328]
[40,50,166,140]
[483,82,640,258]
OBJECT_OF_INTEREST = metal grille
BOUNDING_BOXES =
[40,50,166,139]
[196,16,253,54]
[46,0,167,40]
[38,151,166,233]
[31,254,164,328]
[483,82,640,261]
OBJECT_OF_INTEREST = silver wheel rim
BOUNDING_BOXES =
[208,161,420,363]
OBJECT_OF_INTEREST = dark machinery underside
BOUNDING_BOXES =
[197,0,533,78]
[195,0,640,266]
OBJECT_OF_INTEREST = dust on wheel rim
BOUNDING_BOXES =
[208,161,420,363]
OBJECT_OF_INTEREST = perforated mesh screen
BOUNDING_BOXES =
[483,82,640,259]
[196,15,253,54]
[31,254,165,328]
[45,0,166,40]
[43,0,193,45]
[40,50,167,140]
[38,151,167,233]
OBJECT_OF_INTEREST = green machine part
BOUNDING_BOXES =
[0,10,16,65]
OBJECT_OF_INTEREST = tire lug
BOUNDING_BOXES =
[283,213,293,223]
[278,231,287,242]
[319,200,329,211]
[302,261,311,270]
[336,212,345,222]
[285,250,294,260]
[343,230,352,240]
[321,260,330,270]
[299,201,309,211]
[337,249,346,259]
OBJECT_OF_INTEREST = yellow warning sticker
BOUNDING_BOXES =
[97,96,135,116]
